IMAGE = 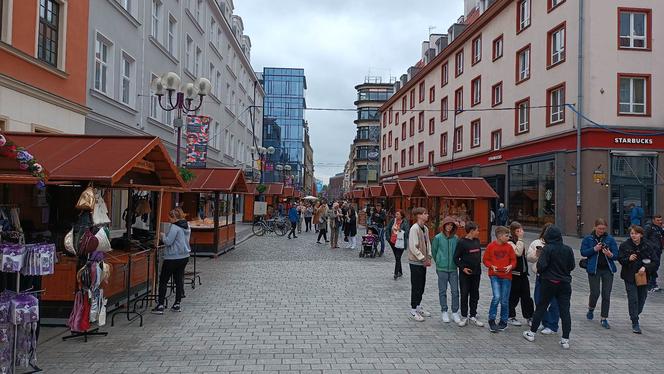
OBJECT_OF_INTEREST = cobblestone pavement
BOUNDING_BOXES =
[39,229,664,373]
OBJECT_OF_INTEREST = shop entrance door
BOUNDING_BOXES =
[611,185,653,236]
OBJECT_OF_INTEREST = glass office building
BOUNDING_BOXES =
[260,68,307,188]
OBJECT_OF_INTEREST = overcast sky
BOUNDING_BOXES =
[234,0,463,184]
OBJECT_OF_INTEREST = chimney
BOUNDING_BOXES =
[407,66,420,80]
[400,74,408,86]
[421,41,430,61]
[436,34,449,54]
[394,81,401,92]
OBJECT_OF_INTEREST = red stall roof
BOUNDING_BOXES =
[1,132,185,188]
[187,168,248,193]
[352,189,364,199]
[266,183,284,195]
[363,187,371,198]
[283,186,294,197]
[383,182,398,197]
[369,186,385,198]
[396,180,417,197]
[416,176,498,198]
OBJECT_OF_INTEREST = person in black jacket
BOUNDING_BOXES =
[453,221,484,328]
[618,225,657,334]
[644,215,663,292]
[522,226,575,349]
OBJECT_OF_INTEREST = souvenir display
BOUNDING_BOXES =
[20,243,56,276]
[0,291,39,372]
[0,245,25,273]
[67,256,108,332]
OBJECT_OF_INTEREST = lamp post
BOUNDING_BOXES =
[150,72,212,168]
[250,146,275,184]
[275,164,292,185]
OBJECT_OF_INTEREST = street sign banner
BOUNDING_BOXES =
[185,115,211,168]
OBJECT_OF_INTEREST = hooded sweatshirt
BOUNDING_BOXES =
[163,220,191,260]
[432,217,458,272]
[618,238,656,284]
[537,226,575,283]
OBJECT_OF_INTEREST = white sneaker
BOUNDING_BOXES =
[541,327,555,335]
[452,312,461,324]
[508,317,522,326]
[441,311,450,323]
[457,317,468,327]
[469,317,485,327]
[409,311,424,322]
[560,338,570,349]
[416,306,431,317]
[522,330,535,342]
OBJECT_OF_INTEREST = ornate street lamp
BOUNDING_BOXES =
[151,72,212,168]
[250,146,275,184]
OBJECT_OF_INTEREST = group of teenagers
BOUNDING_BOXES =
[387,207,663,350]
[285,201,360,249]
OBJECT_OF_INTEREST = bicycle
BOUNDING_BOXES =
[252,216,288,237]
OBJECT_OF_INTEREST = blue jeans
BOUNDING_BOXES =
[377,227,385,252]
[437,271,459,313]
[489,276,511,322]
[534,275,559,331]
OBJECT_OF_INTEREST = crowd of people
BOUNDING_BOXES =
[279,200,360,249]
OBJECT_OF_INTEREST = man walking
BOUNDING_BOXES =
[497,203,509,226]
[372,203,387,255]
[645,214,664,292]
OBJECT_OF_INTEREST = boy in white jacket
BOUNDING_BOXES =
[526,223,559,334]
[408,207,433,321]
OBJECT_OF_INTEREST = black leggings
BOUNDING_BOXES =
[509,274,534,319]
[304,217,312,232]
[317,229,327,242]
[158,257,189,306]
[410,264,426,309]
[530,280,572,339]
[288,220,297,237]
[390,243,404,276]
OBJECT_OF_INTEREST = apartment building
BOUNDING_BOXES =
[380,0,663,236]
[85,0,263,171]
[0,0,89,134]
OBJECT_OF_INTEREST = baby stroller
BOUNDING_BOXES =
[359,225,380,258]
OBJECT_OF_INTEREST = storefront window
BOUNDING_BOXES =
[508,160,555,227]
[610,155,656,236]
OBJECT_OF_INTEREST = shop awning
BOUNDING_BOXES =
[416,176,498,198]
[382,182,398,197]
[245,183,257,195]
[266,183,284,196]
[2,132,185,188]
[369,186,385,197]
[396,180,417,197]
[282,186,294,197]
[352,189,364,199]
[187,168,248,193]
[363,187,371,198]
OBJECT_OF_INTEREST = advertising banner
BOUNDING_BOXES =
[185,115,211,168]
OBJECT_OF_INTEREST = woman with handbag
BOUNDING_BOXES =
[346,206,358,249]
[618,225,657,334]
[580,218,619,329]
[316,203,329,244]
[386,210,409,279]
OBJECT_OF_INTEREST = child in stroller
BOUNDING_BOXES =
[360,225,381,258]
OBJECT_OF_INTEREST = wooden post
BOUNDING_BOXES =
[152,188,164,291]
[213,192,220,256]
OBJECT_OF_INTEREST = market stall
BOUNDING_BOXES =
[413,176,498,244]
[382,182,398,213]
[1,132,185,325]
[181,167,248,256]
[242,183,258,223]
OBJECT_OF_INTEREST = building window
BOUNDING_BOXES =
[382,158,386,173]
[618,8,651,50]
[428,151,434,167]
[441,62,449,87]
[491,130,502,151]
[395,113,399,126]
[38,0,60,66]
[409,89,415,109]
[149,73,160,119]
[429,86,435,103]
[548,0,565,12]
[409,117,415,136]
[548,23,566,67]
[492,35,503,61]
[212,122,220,149]
[195,0,203,23]
[517,0,531,33]
[401,97,407,114]
[389,108,393,124]
[151,0,161,40]
[455,87,463,114]
[455,50,464,77]
[418,142,424,163]
[472,35,482,65]
[618,74,650,116]
[401,149,406,167]
[120,53,134,106]
[509,160,556,227]
[441,97,448,122]
[515,98,530,134]
[418,112,424,132]
[401,122,406,140]
[388,131,393,147]
[440,132,448,156]
[388,155,393,171]
[547,83,565,126]
[210,18,217,45]
[119,0,131,13]
[185,35,193,71]
[408,146,414,165]
[382,134,386,150]
[382,112,387,128]
[94,34,112,94]
[418,82,425,103]
[471,76,481,106]
[395,137,399,150]
[516,45,531,84]
[195,47,202,75]
[471,120,481,148]
[168,15,177,55]
[491,81,503,107]
[454,127,463,153]
[429,118,435,135]
[216,71,222,97]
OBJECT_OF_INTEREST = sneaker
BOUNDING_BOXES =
[507,317,522,326]
[441,311,450,323]
[457,318,468,327]
[632,323,642,334]
[541,327,556,335]
[409,311,424,322]
[522,330,535,342]
[488,320,498,333]
[648,286,660,293]
[601,319,610,329]
[469,317,484,327]
[150,305,165,315]
[171,303,182,312]
[452,312,461,324]
[559,338,570,349]
[417,307,431,317]
[586,309,594,320]
[498,320,508,331]
[527,318,533,327]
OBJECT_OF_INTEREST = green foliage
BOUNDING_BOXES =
[256,184,267,194]
[179,167,196,183]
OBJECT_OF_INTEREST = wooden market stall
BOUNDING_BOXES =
[412,176,498,244]
[1,132,186,322]
[242,183,258,222]
[180,167,248,256]
[382,182,398,213]
[242,182,284,221]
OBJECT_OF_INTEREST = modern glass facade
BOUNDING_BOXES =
[508,159,556,227]
[261,68,307,187]
[610,155,656,236]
